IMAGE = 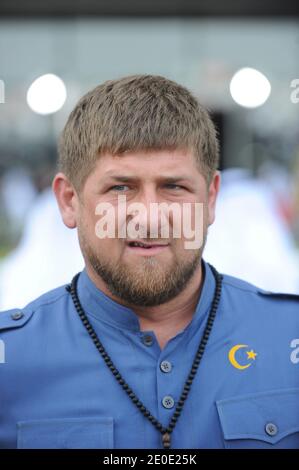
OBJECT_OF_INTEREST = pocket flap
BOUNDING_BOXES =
[17,417,114,449]
[216,388,299,445]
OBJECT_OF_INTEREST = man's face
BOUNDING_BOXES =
[75,149,220,307]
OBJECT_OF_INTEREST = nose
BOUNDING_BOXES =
[127,188,170,239]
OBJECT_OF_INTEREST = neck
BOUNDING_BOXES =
[85,261,204,350]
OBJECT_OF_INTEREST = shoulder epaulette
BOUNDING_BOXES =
[258,290,299,301]
[0,308,34,332]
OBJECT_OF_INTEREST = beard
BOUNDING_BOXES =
[79,228,207,307]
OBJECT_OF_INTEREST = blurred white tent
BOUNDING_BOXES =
[204,168,299,293]
[0,187,84,310]
[1,167,37,229]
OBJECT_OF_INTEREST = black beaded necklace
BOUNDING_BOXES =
[66,263,223,449]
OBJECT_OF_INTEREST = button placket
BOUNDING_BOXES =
[265,422,278,437]
[162,395,175,409]
[141,334,154,347]
[160,360,172,373]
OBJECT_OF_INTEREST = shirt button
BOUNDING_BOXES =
[11,312,24,321]
[160,360,172,373]
[162,395,175,409]
[265,422,278,437]
[142,334,154,347]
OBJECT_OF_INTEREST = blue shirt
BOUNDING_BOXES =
[1,259,299,449]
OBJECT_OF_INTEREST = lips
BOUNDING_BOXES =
[127,240,169,249]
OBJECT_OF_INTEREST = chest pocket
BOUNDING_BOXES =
[216,388,299,449]
[17,417,114,449]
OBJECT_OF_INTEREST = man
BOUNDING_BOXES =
[1,74,299,449]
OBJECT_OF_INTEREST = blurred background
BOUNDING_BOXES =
[1,0,299,309]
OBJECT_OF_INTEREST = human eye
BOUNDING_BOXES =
[164,183,185,190]
[109,185,130,192]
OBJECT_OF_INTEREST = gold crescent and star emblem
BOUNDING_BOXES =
[228,344,258,370]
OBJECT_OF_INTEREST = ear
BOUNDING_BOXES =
[207,170,221,226]
[52,172,79,229]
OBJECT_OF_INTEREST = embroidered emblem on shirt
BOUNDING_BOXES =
[228,344,257,370]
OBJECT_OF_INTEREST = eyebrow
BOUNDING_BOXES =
[104,174,194,184]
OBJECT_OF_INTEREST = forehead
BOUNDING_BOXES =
[91,149,202,179]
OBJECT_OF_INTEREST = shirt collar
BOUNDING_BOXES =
[76,258,216,333]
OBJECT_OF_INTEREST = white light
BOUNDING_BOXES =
[230,67,271,108]
[27,74,67,115]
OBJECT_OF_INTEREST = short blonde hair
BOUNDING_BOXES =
[58,74,220,192]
